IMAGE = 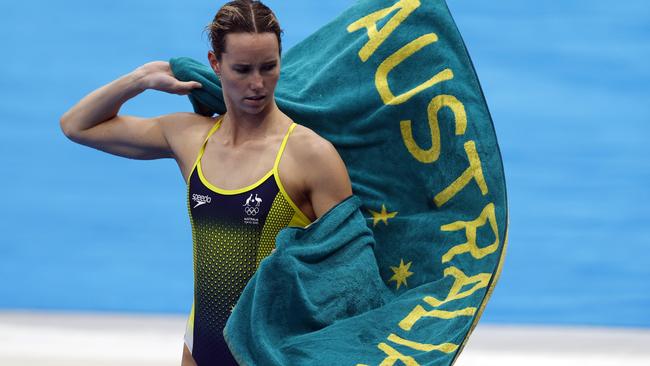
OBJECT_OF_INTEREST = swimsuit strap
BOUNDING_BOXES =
[273,122,297,173]
[188,116,224,179]
[197,116,224,163]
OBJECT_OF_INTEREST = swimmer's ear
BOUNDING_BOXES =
[208,50,220,75]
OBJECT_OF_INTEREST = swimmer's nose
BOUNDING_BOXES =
[250,71,264,91]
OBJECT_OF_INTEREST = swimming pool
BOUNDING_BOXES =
[1,0,648,328]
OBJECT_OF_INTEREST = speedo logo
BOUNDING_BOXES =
[192,193,212,208]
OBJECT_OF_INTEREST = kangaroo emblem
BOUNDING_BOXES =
[243,194,254,206]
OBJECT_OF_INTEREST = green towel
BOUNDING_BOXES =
[171,0,507,364]
[224,195,393,364]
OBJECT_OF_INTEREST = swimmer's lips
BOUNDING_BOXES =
[244,95,266,105]
[245,95,265,100]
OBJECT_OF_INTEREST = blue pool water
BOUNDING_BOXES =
[1,0,648,328]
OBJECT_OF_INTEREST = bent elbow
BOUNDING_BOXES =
[59,112,80,141]
[59,110,71,133]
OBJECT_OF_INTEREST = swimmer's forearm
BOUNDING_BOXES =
[59,68,148,137]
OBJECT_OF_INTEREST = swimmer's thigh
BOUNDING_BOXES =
[182,343,198,366]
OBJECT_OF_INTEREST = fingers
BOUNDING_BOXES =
[144,68,201,95]
[179,81,202,90]
[174,81,202,95]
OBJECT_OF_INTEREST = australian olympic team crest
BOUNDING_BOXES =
[243,193,262,225]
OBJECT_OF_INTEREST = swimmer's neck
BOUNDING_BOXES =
[219,102,286,147]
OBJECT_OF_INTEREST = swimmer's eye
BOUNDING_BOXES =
[233,66,252,74]
[261,63,277,72]
[232,63,277,74]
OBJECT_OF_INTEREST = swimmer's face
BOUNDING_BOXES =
[209,32,280,116]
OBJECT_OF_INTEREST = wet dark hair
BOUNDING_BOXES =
[206,0,283,60]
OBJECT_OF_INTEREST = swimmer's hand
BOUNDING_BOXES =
[134,61,202,95]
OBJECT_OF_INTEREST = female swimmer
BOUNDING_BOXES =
[60,1,352,364]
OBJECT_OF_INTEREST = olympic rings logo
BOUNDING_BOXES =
[245,206,260,216]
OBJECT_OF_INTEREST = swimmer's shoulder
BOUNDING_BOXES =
[286,124,340,164]
[284,123,353,217]
[284,124,350,186]
[159,112,217,141]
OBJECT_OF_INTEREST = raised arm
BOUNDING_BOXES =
[59,61,202,160]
